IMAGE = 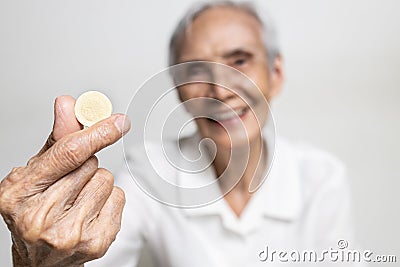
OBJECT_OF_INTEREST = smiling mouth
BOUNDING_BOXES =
[206,106,250,126]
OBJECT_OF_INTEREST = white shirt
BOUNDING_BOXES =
[88,133,363,267]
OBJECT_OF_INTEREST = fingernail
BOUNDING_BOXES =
[114,115,131,134]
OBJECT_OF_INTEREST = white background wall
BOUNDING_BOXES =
[0,0,399,266]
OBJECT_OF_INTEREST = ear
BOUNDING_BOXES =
[268,54,284,100]
[175,86,184,102]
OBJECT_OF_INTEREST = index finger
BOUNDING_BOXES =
[28,114,131,186]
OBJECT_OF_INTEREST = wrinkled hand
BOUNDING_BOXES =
[0,96,131,267]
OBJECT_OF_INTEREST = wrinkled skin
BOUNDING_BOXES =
[0,96,131,267]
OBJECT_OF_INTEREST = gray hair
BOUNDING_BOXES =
[168,1,280,69]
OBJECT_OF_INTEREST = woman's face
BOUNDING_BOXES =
[175,6,283,150]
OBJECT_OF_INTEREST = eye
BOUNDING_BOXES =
[233,57,247,67]
[185,64,211,81]
[189,67,204,76]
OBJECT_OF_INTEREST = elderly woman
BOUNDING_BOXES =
[0,1,359,266]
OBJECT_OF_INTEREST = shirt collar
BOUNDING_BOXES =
[178,130,302,222]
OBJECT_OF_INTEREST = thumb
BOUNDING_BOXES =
[52,95,82,141]
[36,95,82,157]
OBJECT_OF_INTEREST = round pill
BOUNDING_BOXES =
[74,91,113,127]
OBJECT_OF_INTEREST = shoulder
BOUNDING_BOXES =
[115,139,174,228]
[117,137,183,219]
[276,137,349,197]
[282,138,345,174]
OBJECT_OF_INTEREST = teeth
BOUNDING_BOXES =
[213,108,247,121]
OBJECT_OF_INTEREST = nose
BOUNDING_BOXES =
[209,84,236,101]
